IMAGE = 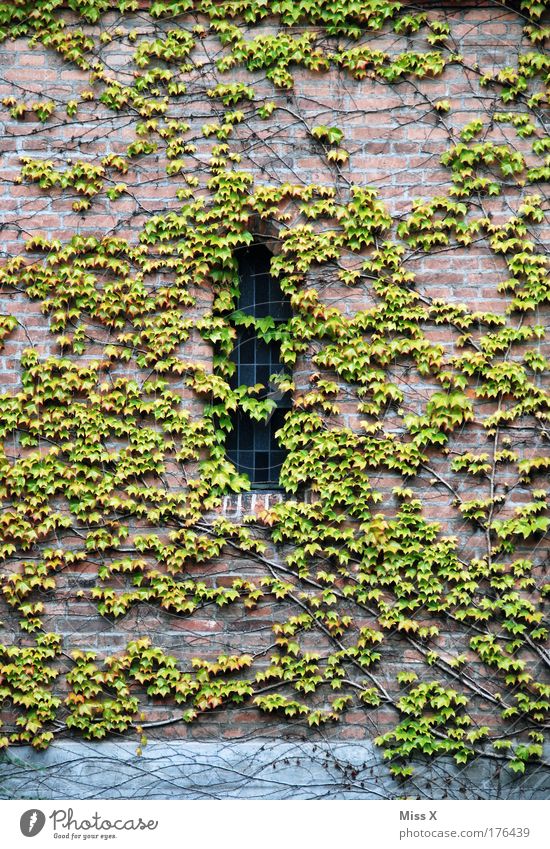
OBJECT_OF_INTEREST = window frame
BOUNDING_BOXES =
[225,243,292,489]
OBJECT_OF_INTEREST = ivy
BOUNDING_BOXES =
[0,0,548,786]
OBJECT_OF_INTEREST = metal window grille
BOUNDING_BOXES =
[226,244,292,486]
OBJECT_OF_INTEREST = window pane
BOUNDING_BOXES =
[228,245,291,485]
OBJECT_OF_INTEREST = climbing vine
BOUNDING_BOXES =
[0,0,548,792]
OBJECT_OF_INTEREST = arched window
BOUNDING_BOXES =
[226,244,291,486]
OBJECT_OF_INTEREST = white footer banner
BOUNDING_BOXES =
[1,799,548,849]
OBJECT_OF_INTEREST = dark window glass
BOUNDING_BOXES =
[227,245,291,486]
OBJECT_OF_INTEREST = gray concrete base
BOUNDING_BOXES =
[1,739,549,800]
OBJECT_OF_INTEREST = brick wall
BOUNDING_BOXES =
[0,2,548,797]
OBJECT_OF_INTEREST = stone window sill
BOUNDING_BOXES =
[221,490,287,518]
